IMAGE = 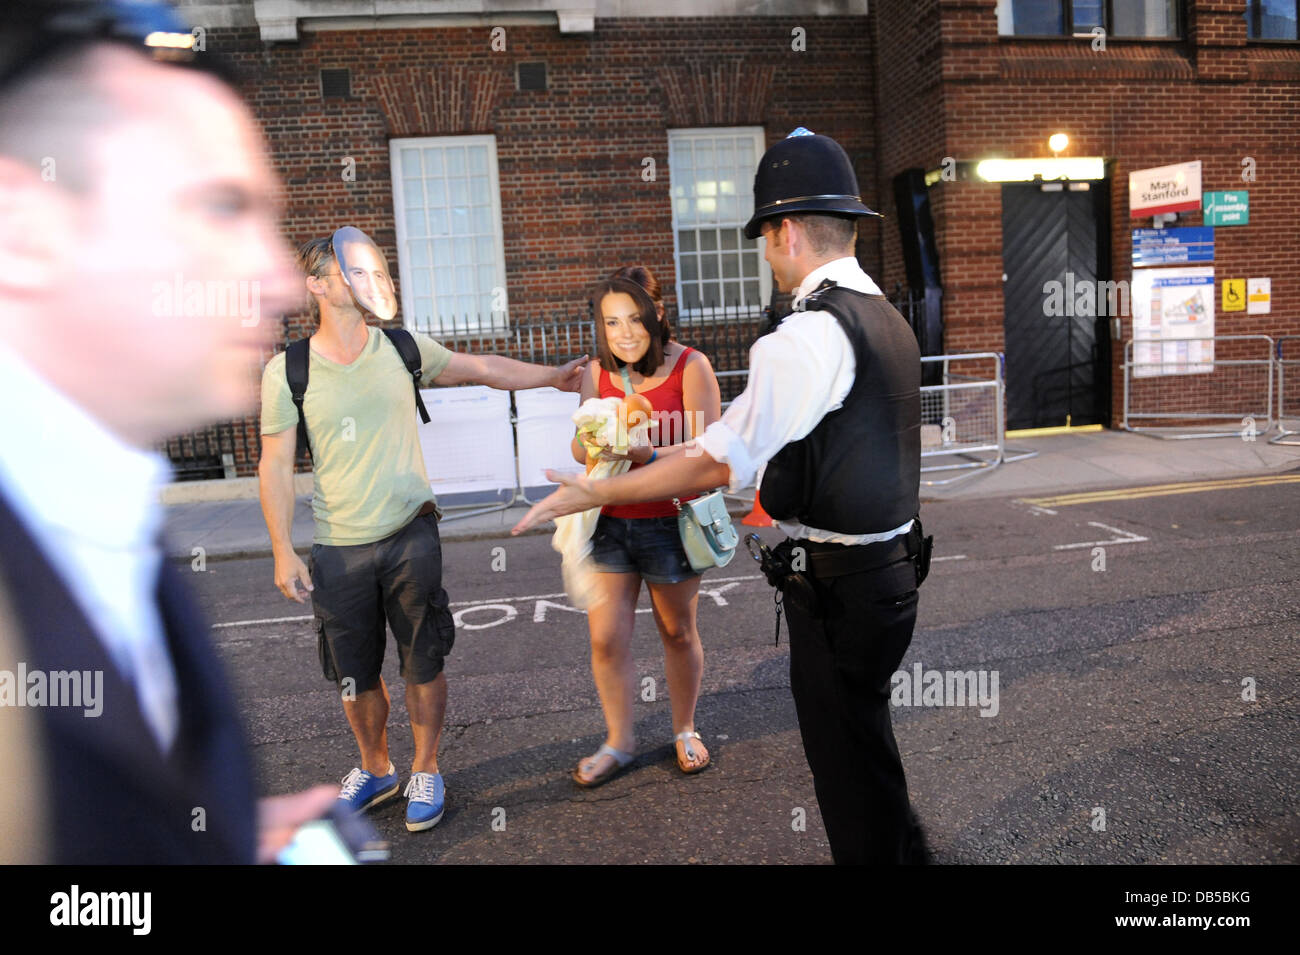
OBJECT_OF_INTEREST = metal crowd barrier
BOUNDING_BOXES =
[1122,335,1275,439]
[919,352,1013,486]
[1270,336,1300,446]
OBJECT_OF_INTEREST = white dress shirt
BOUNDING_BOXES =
[695,256,914,545]
[0,346,178,751]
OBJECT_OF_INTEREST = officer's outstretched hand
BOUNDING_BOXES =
[511,470,601,534]
[552,355,590,393]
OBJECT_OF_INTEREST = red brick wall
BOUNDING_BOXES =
[875,0,1300,427]
[196,15,877,476]
[211,16,877,341]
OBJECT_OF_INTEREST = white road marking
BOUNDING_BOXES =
[454,603,518,631]
[933,555,967,562]
[1053,521,1149,551]
[212,614,311,630]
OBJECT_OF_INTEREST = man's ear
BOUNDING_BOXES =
[0,157,76,297]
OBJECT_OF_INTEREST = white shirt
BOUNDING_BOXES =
[695,256,914,545]
[0,346,178,751]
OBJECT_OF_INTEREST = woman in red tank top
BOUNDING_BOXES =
[564,269,722,787]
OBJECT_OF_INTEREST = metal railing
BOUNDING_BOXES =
[161,304,768,480]
[1270,336,1300,446]
[918,352,1014,486]
[1122,335,1275,439]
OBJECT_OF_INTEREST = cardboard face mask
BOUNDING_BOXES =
[332,226,398,321]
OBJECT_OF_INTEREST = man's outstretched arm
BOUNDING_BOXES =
[511,443,731,534]
[435,352,588,392]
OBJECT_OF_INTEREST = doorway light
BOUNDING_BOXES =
[976,157,1104,182]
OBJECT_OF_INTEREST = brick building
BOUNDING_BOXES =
[874,0,1298,431]
[170,0,1297,476]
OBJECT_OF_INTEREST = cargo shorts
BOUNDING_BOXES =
[309,511,456,692]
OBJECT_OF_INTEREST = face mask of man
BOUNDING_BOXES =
[332,226,398,321]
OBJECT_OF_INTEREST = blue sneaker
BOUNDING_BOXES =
[337,762,399,813]
[404,772,445,832]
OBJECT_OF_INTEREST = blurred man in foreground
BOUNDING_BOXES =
[0,1,335,863]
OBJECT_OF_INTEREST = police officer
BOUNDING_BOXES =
[512,128,931,864]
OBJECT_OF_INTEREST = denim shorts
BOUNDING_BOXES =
[589,513,700,585]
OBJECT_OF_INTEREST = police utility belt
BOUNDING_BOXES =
[746,518,933,641]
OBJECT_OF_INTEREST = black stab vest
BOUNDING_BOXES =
[758,280,921,535]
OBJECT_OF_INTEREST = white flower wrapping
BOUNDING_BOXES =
[552,396,655,608]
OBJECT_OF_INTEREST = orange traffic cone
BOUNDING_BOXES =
[742,493,774,527]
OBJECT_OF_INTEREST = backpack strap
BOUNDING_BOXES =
[284,338,312,460]
[382,327,431,424]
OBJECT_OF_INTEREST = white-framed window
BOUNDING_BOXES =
[390,135,508,334]
[668,126,770,318]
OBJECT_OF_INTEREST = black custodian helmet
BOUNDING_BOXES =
[742,127,881,240]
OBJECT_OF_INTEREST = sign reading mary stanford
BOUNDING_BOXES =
[1130,161,1202,218]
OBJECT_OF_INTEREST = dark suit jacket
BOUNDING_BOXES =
[0,491,256,863]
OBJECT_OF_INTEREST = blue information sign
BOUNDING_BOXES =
[1132,227,1215,267]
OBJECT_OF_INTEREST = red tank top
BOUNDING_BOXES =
[598,346,699,519]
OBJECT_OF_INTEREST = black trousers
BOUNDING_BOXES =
[785,567,927,864]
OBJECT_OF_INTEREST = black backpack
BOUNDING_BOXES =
[284,327,431,460]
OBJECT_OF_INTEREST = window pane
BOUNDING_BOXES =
[1248,0,1299,38]
[720,228,738,251]
[997,0,1065,35]
[744,280,759,304]
[700,230,718,252]
[1070,0,1102,31]
[680,254,698,281]
[447,148,466,176]
[425,178,445,207]
[701,255,719,281]
[722,254,739,280]
[414,297,433,326]
[428,208,448,236]
[476,235,495,263]
[679,231,696,253]
[723,282,741,307]
[469,146,488,175]
[422,148,443,177]
[682,283,700,309]
[410,241,430,268]
[1113,0,1177,37]
[701,282,720,307]
[400,149,421,177]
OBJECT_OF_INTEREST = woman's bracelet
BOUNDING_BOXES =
[647,449,658,464]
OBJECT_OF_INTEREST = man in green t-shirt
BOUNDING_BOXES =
[259,234,585,832]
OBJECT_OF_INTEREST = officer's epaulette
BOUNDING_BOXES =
[794,278,839,312]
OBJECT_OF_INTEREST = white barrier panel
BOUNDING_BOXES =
[417,386,517,495]
[515,387,582,487]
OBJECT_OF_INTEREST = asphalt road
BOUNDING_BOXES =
[184,476,1300,864]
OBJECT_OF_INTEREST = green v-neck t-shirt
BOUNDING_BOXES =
[260,326,453,546]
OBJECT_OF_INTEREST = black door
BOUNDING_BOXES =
[1001,181,1109,430]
